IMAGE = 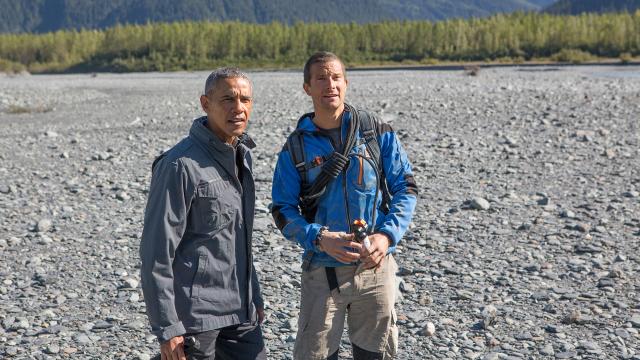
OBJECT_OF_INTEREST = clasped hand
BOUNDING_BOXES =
[319,231,390,269]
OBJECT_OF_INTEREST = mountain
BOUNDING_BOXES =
[545,0,640,14]
[0,0,557,34]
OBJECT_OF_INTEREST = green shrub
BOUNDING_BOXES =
[0,58,27,74]
[6,104,53,114]
[550,49,595,64]
[620,52,633,64]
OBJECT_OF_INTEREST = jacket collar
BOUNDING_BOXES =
[297,105,352,134]
[189,116,256,151]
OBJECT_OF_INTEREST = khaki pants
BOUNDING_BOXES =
[294,255,398,360]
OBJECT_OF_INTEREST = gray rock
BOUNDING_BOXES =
[540,344,554,356]
[421,322,436,336]
[116,191,130,201]
[555,351,577,359]
[45,344,60,354]
[573,223,591,233]
[578,340,600,352]
[481,305,497,329]
[92,320,114,330]
[73,333,91,345]
[122,278,139,289]
[36,218,52,232]
[135,353,151,360]
[559,209,575,218]
[470,197,490,210]
[615,328,630,339]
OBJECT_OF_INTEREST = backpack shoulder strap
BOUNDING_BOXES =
[286,130,307,186]
[357,109,392,214]
[357,110,381,167]
[151,153,167,172]
[284,111,315,187]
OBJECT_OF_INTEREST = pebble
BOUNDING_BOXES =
[36,218,52,232]
[555,351,577,359]
[63,347,78,355]
[573,223,590,233]
[422,322,436,336]
[116,191,131,201]
[122,278,139,289]
[73,333,91,345]
[470,197,490,210]
[45,344,60,354]
[540,344,554,356]
[481,305,497,329]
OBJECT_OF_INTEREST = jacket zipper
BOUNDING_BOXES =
[358,147,364,185]
[340,121,352,231]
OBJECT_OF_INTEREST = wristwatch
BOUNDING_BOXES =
[314,226,329,252]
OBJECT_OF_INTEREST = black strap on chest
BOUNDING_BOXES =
[286,104,391,223]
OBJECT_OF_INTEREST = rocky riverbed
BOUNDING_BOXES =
[0,66,639,359]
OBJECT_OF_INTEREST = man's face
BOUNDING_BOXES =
[303,60,348,113]
[199,77,253,144]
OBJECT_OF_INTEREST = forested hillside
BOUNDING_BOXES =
[0,12,638,73]
[545,0,640,14]
[0,0,555,33]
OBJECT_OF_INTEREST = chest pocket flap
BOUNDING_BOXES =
[195,176,235,231]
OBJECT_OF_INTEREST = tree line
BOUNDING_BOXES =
[0,11,638,73]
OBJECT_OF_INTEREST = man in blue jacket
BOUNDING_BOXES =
[271,52,418,359]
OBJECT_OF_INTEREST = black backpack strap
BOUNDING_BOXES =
[325,267,340,293]
[358,109,392,215]
[286,130,308,186]
[151,153,167,172]
[358,110,381,166]
[287,112,316,188]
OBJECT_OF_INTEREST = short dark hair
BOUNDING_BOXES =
[303,51,345,85]
[203,67,251,96]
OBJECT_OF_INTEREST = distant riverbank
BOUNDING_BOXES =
[1,12,638,74]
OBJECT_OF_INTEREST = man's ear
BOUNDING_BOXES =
[199,95,208,112]
[303,83,311,96]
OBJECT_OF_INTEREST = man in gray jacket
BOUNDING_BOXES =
[140,68,266,360]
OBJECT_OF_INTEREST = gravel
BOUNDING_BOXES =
[0,66,639,359]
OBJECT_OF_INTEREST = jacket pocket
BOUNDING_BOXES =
[196,179,234,232]
[349,146,377,192]
[191,247,238,308]
[191,252,208,299]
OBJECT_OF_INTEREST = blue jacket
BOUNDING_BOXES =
[271,108,418,268]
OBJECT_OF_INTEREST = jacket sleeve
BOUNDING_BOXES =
[376,126,418,253]
[251,265,264,309]
[270,147,323,252]
[139,157,194,343]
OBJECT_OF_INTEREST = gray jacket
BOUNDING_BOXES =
[140,117,263,343]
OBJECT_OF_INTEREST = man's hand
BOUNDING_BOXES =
[161,336,186,360]
[257,306,265,324]
[360,233,391,269]
[319,231,362,264]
